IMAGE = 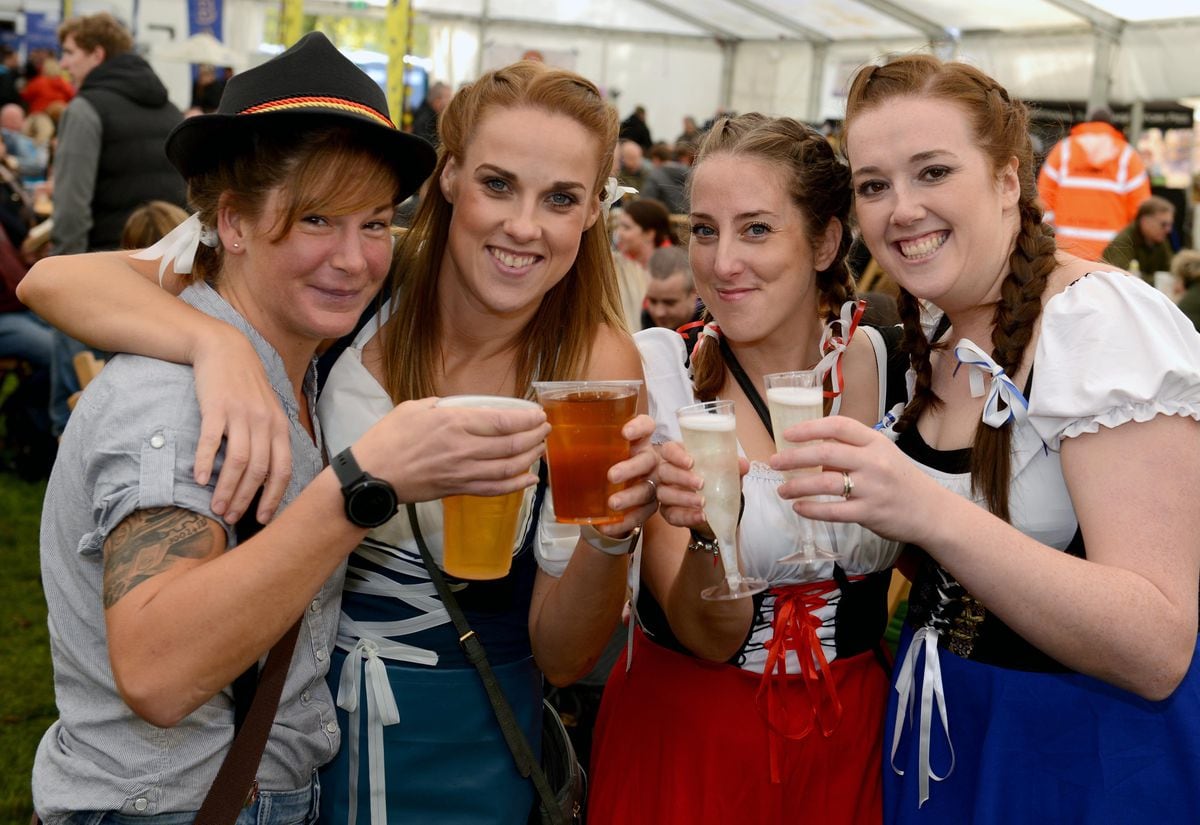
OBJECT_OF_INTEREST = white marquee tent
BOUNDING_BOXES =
[5,0,1198,142]
[407,0,1200,141]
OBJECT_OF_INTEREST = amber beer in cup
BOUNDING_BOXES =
[532,380,641,525]
[436,395,539,580]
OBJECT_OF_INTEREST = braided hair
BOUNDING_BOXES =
[844,55,1058,521]
[688,113,856,401]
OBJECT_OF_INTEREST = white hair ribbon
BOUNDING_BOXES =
[602,176,638,215]
[131,212,220,286]
[682,320,721,361]
[951,339,1030,429]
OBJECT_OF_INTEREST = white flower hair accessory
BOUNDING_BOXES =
[131,212,220,286]
[602,176,638,214]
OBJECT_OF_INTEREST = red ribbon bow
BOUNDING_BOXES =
[755,581,849,783]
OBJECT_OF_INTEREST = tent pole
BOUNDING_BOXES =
[1087,25,1118,115]
[806,42,827,124]
[476,0,489,78]
[1128,99,1144,145]
[719,38,735,113]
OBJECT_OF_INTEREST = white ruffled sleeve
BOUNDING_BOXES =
[1028,270,1200,449]
[634,327,695,445]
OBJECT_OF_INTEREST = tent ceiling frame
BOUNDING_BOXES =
[635,0,742,41]
[1041,0,1123,36]
[1125,16,1200,31]
[709,0,831,43]
[339,1,1200,47]
[419,10,724,43]
[852,0,951,42]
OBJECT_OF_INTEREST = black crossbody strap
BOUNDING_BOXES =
[718,336,773,437]
[406,502,566,825]
[198,497,302,825]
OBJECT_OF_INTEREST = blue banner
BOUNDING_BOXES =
[23,13,60,52]
[187,0,222,40]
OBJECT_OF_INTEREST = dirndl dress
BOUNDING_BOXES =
[883,271,1200,823]
[587,325,903,825]
[313,306,583,825]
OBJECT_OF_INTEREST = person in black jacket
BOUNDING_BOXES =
[620,105,652,152]
[51,11,186,435]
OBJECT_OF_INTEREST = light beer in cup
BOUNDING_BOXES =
[532,380,641,525]
[436,395,540,579]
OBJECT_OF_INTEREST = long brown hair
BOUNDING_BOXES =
[688,113,855,401]
[382,61,624,402]
[843,54,1057,521]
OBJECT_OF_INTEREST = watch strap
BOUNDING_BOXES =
[331,447,363,489]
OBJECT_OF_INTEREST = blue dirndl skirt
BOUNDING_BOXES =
[319,647,543,825]
[884,625,1200,824]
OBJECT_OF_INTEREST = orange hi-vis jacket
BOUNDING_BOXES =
[1037,122,1151,262]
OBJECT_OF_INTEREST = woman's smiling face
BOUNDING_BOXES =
[847,95,1021,315]
[437,105,602,321]
[687,152,838,346]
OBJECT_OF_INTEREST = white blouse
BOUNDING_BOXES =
[897,270,1200,549]
[888,269,1200,805]
[635,325,903,673]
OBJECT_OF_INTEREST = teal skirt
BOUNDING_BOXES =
[319,647,542,824]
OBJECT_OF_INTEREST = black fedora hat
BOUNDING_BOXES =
[165,31,435,202]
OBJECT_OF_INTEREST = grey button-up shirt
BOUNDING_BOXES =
[34,283,345,819]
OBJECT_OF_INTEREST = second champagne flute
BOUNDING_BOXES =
[764,370,839,565]
[676,400,767,601]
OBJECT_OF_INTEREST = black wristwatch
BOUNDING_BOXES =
[332,447,398,528]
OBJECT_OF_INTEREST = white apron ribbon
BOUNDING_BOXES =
[336,637,404,825]
[952,339,1030,429]
[890,625,955,807]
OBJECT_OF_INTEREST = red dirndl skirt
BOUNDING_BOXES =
[588,626,888,825]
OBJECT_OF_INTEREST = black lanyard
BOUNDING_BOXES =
[717,336,774,438]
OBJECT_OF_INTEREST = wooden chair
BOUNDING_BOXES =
[887,568,912,622]
[67,351,105,411]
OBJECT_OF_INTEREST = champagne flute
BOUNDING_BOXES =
[676,400,767,601]
[764,370,839,565]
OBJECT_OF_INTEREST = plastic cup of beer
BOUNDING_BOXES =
[532,380,642,525]
[436,395,540,580]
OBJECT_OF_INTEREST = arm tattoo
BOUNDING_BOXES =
[103,507,221,609]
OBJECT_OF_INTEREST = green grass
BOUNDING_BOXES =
[0,474,52,825]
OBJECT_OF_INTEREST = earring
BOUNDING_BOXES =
[231,242,239,249]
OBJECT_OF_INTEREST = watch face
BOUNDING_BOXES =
[349,481,397,526]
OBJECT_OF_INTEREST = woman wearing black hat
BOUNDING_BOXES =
[23,49,659,824]
[22,33,556,825]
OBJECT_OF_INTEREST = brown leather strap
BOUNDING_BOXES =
[195,617,302,825]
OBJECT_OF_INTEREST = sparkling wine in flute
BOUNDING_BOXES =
[766,385,824,459]
[676,401,766,601]
[764,372,838,564]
